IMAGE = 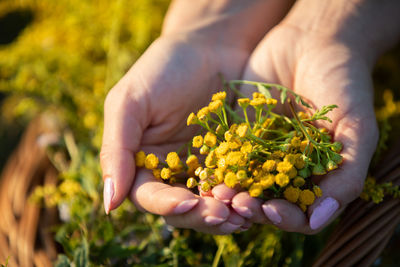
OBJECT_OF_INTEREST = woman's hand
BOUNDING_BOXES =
[100,0,293,234]
[215,0,400,233]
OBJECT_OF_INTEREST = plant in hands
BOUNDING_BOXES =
[137,81,343,213]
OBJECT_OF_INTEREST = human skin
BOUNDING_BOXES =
[212,0,400,233]
[100,0,294,234]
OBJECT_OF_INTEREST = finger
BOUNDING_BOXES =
[231,191,268,223]
[130,169,200,216]
[215,210,245,234]
[211,184,238,205]
[164,196,230,235]
[101,83,148,214]
[261,199,309,233]
[308,114,378,231]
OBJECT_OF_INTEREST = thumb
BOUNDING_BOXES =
[100,85,147,214]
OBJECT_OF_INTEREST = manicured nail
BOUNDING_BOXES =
[262,204,282,224]
[220,222,241,233]
[173,199,199,214]
[232,204,253,218]
[310,197,339,230]
[103,178,114,215]
[214,195,231,205]
[204,216,225,225]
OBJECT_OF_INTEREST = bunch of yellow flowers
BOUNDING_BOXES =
[135,80,343,212]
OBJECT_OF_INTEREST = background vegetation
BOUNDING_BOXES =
[0,0,399,266]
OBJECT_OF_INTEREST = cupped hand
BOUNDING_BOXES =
[212,24,378,233]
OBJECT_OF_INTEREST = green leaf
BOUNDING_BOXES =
[55,255,72,267]
[257,84,272,99]
[280,90,287,104]
[74,238,89,267]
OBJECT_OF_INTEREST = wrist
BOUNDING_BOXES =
[283,0,400,65]
[161,0,294,52]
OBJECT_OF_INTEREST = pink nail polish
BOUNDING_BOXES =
[231,204,253,218]
[310,197,339,230]
[104,178,114,214]
[173,199,199,214]
[220,222,241,233]
[262,204,282,224]
[204,216,225,225]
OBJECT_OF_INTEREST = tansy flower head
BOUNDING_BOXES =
[240,141,253,154]
[205,150,217,168]
[326,160,338,171]
[212,91,227,101]
[250,97,266,107]
[287,168,297,179]
[204,132,217,147]
[249,183,263,197]
[186,177,198,188]
[331,141,343,153]
[298,167,311,178]
[145,153,159,170]
[262,160,277,172]
[226,151,244,166]
[294,154,306,169]
[266,98,277,106]
[153,169,161,179]
[228,138,242,150]
[241,178,254,188]
[275,173,289,187]
[277,161,295,174]
[313,185,323,198]
[297,111,309,120]
[290,137,301,148]
[217,157,227,170]
[299,189,315,205]
[186,155,199,168]
[214,168,225,184]
[236,170,247,181]
[224,131,234,141]
[260,174,275,189]
[293,177,306,187]
[201,181,211,192]
[236,124,249,138]
[197,107,210,121]
[166,152,182,171]
[192,135,203,148]
[209,100,223,113]
[284,186,300,203]
[284,153,297,164]
[161,168,172,180]
[252,92,265,99]
[224,172,238,188]
[199,169,209,180]
[187,112,198,126]
[238,98,250,108]
[135,150,146,167]
[200,145,210,155]
[216,142,229,155]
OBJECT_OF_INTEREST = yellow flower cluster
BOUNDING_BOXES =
[136,82,343,213]
[360,177,400,204]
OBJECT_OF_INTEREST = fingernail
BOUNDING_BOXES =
[173,199,199,214]
[204,216,225,225]
[214,195,231,205]
[232,204,253,218]
[310,197,339,230]
[220,222,241,233]
[104,178,114,215]
[262,204,282,224]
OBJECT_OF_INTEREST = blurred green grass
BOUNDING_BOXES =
[0,0,399,266]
